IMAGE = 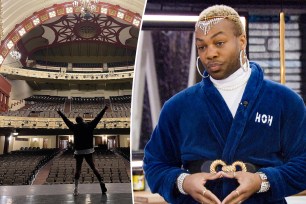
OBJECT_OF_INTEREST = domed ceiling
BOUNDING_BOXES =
[18,12,139,65]
[0,1,144,90]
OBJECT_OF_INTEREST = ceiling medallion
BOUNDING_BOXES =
[75,22,99,39]
[73,0,99,20]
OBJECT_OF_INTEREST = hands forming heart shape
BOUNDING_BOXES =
[182,171,262,204]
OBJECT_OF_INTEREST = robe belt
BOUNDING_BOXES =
[184,159,259,174]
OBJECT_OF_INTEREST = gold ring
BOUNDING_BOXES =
[202,187,207,196]
[235,190,240,197]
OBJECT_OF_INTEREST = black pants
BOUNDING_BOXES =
[74,153,102,182]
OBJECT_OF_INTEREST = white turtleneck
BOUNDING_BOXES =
[210,67,251,117]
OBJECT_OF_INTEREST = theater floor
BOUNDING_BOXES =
[0,183,132,204]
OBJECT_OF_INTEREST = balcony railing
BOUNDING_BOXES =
[0,65,134,81]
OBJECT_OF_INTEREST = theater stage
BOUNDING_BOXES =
[0,183,132,204]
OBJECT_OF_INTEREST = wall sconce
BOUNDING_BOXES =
[12,129,18,136]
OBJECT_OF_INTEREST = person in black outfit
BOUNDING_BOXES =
[57,106,108,196]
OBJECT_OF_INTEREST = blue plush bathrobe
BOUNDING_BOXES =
[143,62,306,204]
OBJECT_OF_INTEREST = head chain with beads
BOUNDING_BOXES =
[195,15,238,35]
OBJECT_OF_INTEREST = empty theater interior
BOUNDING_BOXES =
[0,0,144,203]
[131,0,306,203]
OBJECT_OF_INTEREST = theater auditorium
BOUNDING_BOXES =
[0,0,144,203]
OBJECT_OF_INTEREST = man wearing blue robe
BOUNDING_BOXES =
[143,5,306,204]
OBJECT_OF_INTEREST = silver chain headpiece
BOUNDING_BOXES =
[195,15,238,35]
[195,17,225,35]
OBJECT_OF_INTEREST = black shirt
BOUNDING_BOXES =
[57,107,107,150]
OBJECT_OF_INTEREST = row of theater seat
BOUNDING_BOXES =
[115,147,130,161]
[67,110,130,118]
[26,95,67,102]
[20,146,41,151]
[0,148,60,186]
[0,147,130,186]
[110,96,131,112]
[44,148,130,185]
[1,95,131,118]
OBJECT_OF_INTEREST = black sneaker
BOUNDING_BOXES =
[100,182,107,194]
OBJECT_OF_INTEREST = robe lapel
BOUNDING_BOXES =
[201,79,233,149]
[221,63,264,162]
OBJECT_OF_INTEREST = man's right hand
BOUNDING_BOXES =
[183,172,222,204]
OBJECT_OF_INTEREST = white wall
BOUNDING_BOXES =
[9,79,33,100]
[2,134,129,152]
[8,135,14,152]
[118,89,132,96]
[0,136,5,154]
[12,137,30,151]
[30,137,40,148]
[120,135,130,147]
[50,136,57,148]
[12,136,57,150]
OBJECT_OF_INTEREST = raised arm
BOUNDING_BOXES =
[57,110,74,129]
[90,106,108,128]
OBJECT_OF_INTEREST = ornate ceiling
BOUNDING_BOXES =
[0,1,145,90]
[18,12,139,65]
[0,2,143,67]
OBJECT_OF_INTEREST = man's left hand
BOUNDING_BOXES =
[220,171,262,204]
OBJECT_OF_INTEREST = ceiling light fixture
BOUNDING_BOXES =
[12,129,19,136]
[10,50,21,60]
[73,0,100,20]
